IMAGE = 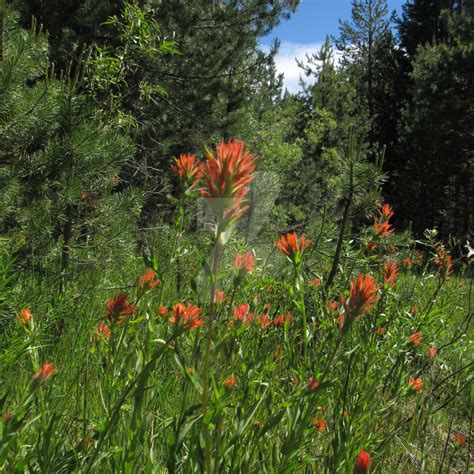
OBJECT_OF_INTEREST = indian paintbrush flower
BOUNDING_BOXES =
[34,362,56,382]
[275,231,311,263]
[200,140,256,227]
[168,303,203,330]
[354,450,371,473]
[17,308,33,326]
[138,268,160,291]
[382,260,399,286]
[171,153,202,194]
[106,293,136,326]
[235,251,255,276]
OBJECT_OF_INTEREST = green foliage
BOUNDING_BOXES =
[0,10,142,283]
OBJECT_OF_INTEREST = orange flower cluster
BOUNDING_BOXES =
[235,252,255,276]
[427,346,437,358]
[409,377,423,392]
[311,417,326,432]
[168,303,203,330]
[307,377,319,391]
[106,293,136,326]
[341,274,379,322]
[273,312,292,327]
[455,433,466,447]
[434,244,453,280]
[372,203,395,237]
[231,304,254,326]
[354,450,371,473]
[94,322,111,340]
[257,313,272,330]
[171,153,202,194]
[34,362,56,382]
[366,241,377,252]
[138,268,160,291]
[223,376,236,389]
[94,322,110,340]
[215,290,226,304]
[408,332,422,345]
[275,231,311,262]
[17,308,33,325]
[200,140,256,224]
[382,260,399,286]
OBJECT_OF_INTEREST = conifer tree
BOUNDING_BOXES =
[335,0,394,146]
[0,8,141,289]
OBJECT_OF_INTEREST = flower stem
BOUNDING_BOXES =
[201,231,221,473]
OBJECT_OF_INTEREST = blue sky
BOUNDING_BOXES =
[261,0,407,92]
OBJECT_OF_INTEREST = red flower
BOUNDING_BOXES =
[455,433,466,447]
[94,322,111,340]
[257,314,272,330]
[371,204,395,238]
[307,377,319,391]
[327,300,338,314]
[311,277,321,287]
[18,308,33,325]
[231,303,253,326]
[373,220,394,237]
[106,293,136,325]
[375,326,386,335]
[215,290,226,304]
[434,244,453,280]
[427,346,437,358]
[138,268,160,291]
[223,376,236,389]
[311,417,326,432]
[171,153,202,193]
[235,252,255,276]
[200,140,256,224]
[411,305,418,314]
[354,450,371,473]
[341,274,379,320]
[403,257,412,267]
[366,241,377,252]
[378,204,394,220]
[169,303,203,330]
[273,312,292,327]
[34,361,56,381]
[383,260,399,286]
[408,332,421,345]
[275,232,311,262]
[409,377,423,392]
[159,305,168,317]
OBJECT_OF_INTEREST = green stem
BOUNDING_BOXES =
[158,199,185,307]
[201,231,221,473]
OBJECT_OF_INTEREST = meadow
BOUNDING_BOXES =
[1,141,472,472]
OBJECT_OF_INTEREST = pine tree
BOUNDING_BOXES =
[0,8,142,289]
[395,33,474,239]
[335,0,394,147]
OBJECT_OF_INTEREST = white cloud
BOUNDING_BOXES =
[262,40,342,94]
[272,41,323,93]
